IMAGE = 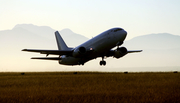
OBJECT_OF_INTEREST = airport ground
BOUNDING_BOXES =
[0,72,179,103]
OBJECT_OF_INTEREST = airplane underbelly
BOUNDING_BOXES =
[59,57,80,65]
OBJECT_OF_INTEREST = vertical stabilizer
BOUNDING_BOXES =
[55,31,69,50]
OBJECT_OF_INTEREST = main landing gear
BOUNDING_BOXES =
[100,61,106,66]
[100,56,106,66]
[79,61,84,65]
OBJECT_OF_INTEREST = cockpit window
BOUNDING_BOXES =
[114,28,123,32]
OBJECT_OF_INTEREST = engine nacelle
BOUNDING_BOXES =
[114,47,127,58]
[73,46,86,57]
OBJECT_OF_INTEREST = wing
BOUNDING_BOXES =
[22,49,73,56]
[31,57,61,60]
[127,50,142,53]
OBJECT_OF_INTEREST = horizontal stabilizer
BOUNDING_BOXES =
[22,49,73,55]
[31,57,61,60]
[127,50,143,53]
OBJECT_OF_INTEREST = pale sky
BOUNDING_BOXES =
[0,0,180,39]
[1,0,180,71]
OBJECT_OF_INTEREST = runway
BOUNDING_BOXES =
[0,72,179,103]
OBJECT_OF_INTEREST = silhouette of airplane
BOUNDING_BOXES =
[22,28,142,66]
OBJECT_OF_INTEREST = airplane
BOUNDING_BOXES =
[22,27,142,66]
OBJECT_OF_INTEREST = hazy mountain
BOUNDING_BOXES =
[13,24,55,39]
[0,24,179,72]
[119,33,180,69]
[0,24,89,49]
[123,33,180,50]
[0,24,89,71]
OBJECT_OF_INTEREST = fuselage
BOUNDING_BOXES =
[59,28,127,65]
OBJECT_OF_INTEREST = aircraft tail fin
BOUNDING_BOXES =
[55,31,69,50]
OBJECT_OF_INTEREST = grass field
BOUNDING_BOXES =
[0,72,179,103]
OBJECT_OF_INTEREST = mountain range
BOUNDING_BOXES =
[0,24,179,72]
[123,33,180,50]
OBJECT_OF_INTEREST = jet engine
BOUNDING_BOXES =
[73,46,86,57]
[114,47,127,58]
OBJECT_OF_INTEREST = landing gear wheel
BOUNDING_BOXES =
[100,56,106,66]
[81,62,84,65]
[100,61,106,66]
[100,61,103,66]
[79,61,84,65]
[103,61,106,65]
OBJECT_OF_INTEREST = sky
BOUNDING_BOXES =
[0,0,180,40]
[1,0,180,72]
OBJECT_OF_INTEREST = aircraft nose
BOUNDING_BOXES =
[124,30,127,36]
[122,30,127,40]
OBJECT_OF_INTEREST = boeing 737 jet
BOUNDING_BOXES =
[22,28,142,66]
